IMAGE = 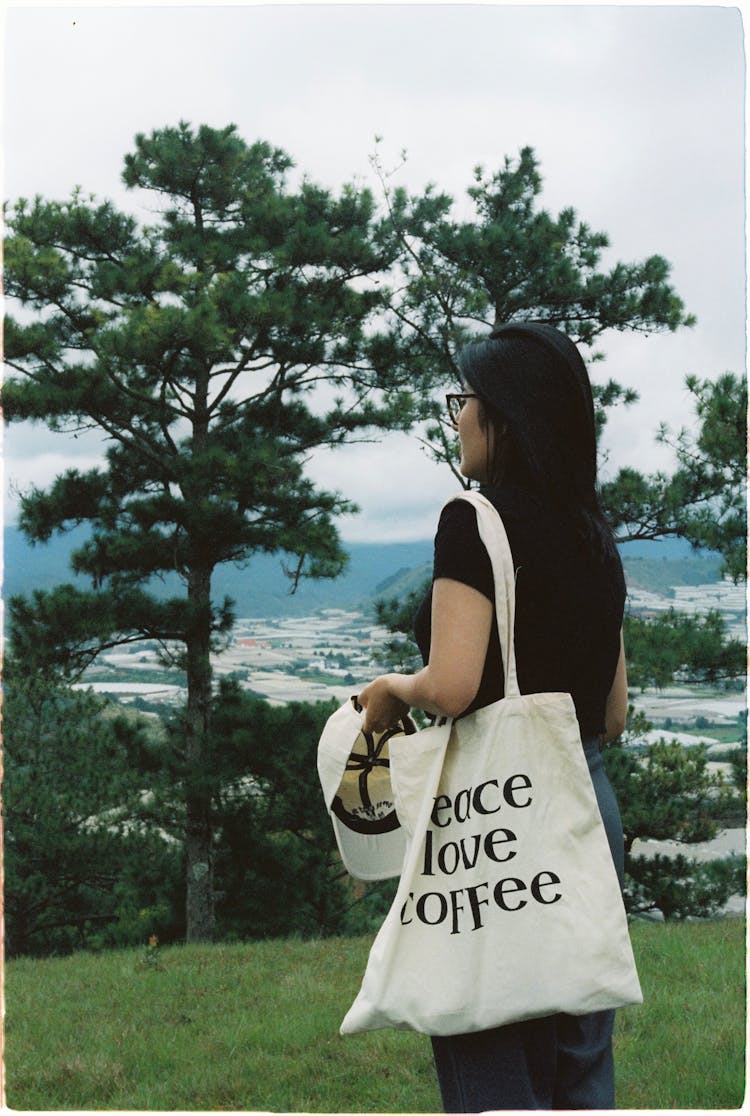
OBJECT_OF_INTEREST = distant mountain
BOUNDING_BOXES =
[618,537,715,560]
[373,562,432,599]
[2,525,432,618]
[617,539,724,598]
[2,525,723,618]
[620,555,724,596]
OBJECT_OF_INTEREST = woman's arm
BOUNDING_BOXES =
[359,577,493,734]
[602,628,628,742]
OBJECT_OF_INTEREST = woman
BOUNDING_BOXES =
[359,321,628,1111]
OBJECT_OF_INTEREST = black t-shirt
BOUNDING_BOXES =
[413,484,626,737]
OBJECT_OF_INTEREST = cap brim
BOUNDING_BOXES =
[331,816,407,881]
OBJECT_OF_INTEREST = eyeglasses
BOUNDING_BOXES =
[445,392,477,427]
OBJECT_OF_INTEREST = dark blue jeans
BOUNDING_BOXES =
[430,738,625,1111]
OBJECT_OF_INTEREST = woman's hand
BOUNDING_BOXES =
[358,675,410,735]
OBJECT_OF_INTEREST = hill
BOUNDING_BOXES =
[621,555,724,596]
[2,525,432,618]
[373,561,432,600]
[3,526,724,618]
[618,537,710,560]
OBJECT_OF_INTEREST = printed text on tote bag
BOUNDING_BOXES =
[399,770,563,935]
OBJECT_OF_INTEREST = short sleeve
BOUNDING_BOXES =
[433,499,495,603]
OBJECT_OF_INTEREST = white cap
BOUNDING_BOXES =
[317,697,414,881]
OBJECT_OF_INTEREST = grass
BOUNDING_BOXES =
[614,918,746,1109]
[5,919,746,1111]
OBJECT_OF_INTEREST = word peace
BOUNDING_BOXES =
[430,772,533,827]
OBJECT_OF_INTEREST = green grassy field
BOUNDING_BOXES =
[5,918,745,1111]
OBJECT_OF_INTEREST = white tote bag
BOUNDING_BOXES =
[341,490,642,1037]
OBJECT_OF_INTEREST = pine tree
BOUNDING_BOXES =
[3,673,182,956]
[208,683,348,939]
[3,122,417,940]
[602,373,747,570]
[604,723,745,920]
[371,142,695,482]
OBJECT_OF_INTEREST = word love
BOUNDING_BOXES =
[400,771,563,935]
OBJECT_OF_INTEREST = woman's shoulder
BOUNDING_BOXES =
[434,496,481,552]
[435,490,520,552]
[433,494,494,598]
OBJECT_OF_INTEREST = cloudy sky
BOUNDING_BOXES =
[3,2,745,542]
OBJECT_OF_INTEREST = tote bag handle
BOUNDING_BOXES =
[450,491,521,699]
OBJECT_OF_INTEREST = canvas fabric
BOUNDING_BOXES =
[340,490,642,1037]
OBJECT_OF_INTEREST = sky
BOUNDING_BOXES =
[2,2,746,543]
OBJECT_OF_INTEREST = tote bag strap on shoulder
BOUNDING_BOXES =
[446,490,521,699]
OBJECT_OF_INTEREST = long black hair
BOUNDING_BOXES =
[457,321,616,558]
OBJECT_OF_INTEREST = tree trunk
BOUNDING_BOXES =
[184,564,215,942]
